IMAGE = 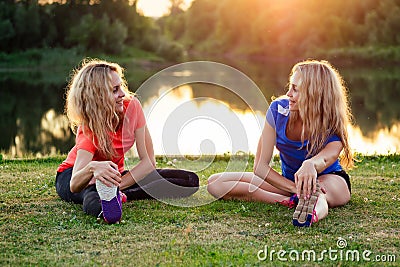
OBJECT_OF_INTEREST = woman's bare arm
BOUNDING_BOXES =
[254,121,297,194]
[120,125,156,190]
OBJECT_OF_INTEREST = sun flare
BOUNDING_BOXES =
[137,0,194,17]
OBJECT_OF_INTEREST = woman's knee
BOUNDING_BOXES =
[326,193,350,208]
[208,173,221,185]
[330,189,350,207]
[319,175,351,207]
[207,173,224,197]
[207,172,251,198]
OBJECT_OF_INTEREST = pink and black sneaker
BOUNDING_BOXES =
[278,194,299,209]
[96,180,122,224]
[120,191,127,203]
[292,184,321,227]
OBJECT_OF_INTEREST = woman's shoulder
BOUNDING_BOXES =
[75,125,95,146]
[77,125,93,136]
[266,97,289,127]
[270,97,289,108]
[123,95,142,111]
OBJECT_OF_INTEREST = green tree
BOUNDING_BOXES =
[103,18,128,54]
[179,0,400,59]
[13,3,41,49]
[181,0,217,48]
[67,13,127,54]
[0,2,15,51]
[0,20,15,51]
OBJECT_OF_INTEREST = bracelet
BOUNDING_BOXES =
[129,171,136,185]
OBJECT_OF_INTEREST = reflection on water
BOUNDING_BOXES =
[1,60,399,157]
[0,71,75,157]
[142,85,400,155]
[348,124,400,155]
[10,110,71,157]
[142,85,264,155]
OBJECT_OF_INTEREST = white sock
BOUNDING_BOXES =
[96,179,117,201]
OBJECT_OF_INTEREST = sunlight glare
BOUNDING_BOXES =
[348,125,400,155]
[137,0,194,17]
[142,85,400,156]
[143,85,263,155]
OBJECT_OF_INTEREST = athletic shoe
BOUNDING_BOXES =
[120,191,127,203]
[96,179,122,224]
[292,184,321,227]
[278,194,299,209]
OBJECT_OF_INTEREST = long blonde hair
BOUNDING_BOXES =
[289,60,353,169]
[66,59,131,159]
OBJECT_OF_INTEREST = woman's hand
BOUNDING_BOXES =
[294,160,317,199]
[90,161,121,187]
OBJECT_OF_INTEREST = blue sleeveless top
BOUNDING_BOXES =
[266,98,342,181]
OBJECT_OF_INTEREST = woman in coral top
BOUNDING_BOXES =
[56,59,198,223]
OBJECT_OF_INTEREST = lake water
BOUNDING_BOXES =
[1,59,399,157]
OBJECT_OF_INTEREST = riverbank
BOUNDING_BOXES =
[0,154,398,266]
[0,46,164,73]
[1,45,399,74]
[0,46,168,92]
[189,45,400,67]
[319,46,400,66]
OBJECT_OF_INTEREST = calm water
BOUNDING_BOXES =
[1,59,399,157]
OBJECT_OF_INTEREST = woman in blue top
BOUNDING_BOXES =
[207,60,353,227]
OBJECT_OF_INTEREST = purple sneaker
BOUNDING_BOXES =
[96,180,122,224]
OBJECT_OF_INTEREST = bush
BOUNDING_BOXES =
[67,13,127,54]
[156,38,185,61]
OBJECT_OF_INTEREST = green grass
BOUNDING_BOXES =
[0,155,399,266]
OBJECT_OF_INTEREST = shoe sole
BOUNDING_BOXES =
[292,192,318,227]
[96,180,122,224]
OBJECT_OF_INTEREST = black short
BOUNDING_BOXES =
[318,170,351,193]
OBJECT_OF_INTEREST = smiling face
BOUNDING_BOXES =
[286,70,302,111]
[110,70,125,113]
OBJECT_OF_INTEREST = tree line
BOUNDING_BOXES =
[161,0,400,60]
[1,0,399,61]
[0,0,183,60]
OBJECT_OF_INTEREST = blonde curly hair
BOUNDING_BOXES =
[66,58,132,158]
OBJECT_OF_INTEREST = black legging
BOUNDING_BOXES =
[55,168,199,217]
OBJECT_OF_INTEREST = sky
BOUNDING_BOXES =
[137,0,194,17]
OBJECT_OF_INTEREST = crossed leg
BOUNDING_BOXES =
[207,172,292,203]
[208,172,351,224]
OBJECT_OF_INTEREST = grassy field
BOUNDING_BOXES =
[0,154,399,266]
